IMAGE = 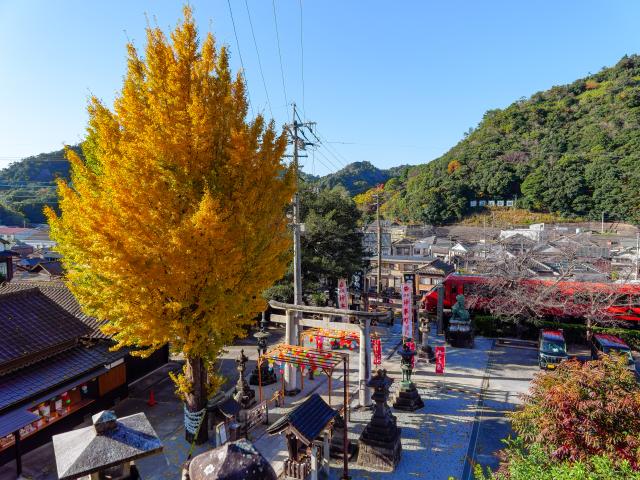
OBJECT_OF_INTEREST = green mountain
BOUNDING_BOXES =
[315,161,409,196]
[0,147,78,224]
[8,53,640,227]
[384,55,640,224]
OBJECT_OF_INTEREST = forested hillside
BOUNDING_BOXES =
[381,55,640,224]
[316,161,409,196]
[0,147,78,224]
[6,55,640,227]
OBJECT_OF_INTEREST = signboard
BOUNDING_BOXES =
[401,282,413,339]
[351,271,364,293]
[435,346,446,374]
[470,198,516,208]
[337,278,349,310]
[402,273,416,296]
[245,401,268,431]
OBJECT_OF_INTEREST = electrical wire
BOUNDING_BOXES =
[226,0,254,117]
[271,0,288,111]
[244,0,273,119]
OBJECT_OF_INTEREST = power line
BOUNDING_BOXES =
[244,0,273,119]
[298,0,306,120]
[313,130,349,168]
[271,0,288,110]
[313,147,342,172]
[305,128,348,169]
[226,0,253,117]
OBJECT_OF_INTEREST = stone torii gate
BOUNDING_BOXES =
[268,300,391,408]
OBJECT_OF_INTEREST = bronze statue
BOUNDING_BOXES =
[450,294,470,323]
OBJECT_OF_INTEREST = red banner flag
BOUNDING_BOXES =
[401,282,413,339]
[406,339,416,368]
[338,278,348,310]
[372,337,382,365]
[435,346,446,374]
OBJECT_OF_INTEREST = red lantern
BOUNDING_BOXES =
[316,335,324,351]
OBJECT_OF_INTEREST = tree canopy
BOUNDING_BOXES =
[46,6,294,441]
[264,184,365,303]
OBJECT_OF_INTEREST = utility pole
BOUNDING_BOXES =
[635,232,640,281]
[601,211,605,234]
[375,192,383,300]
[286,103,315,305]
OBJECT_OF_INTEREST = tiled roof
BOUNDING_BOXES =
[267,393,337,444]
[33,261,64,277]
[0,281,109,339]
[0,289,91,369]
[0,342,126,411]
[414,259,455,275]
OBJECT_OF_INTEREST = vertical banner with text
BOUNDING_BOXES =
[435,346,446,374]
[338,278,349,310]
[401,282,413,339]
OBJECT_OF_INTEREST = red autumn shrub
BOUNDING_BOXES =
[510,355,640,468]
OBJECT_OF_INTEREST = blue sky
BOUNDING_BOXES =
[1,1,640,175]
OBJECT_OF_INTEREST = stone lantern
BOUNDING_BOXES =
[250,312,277,386]
[356,369,401,472]
[392,342,424,411]
[234,349,256,410]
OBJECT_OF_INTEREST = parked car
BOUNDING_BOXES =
[538,329,568,369]
[590,334,636,373]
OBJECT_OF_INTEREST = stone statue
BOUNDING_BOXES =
[399,343,414,384]
[450,294,470,323]
[447,294,474,348]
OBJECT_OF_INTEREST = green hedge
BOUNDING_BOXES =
[472,315,640,349]
[539,320,640,350]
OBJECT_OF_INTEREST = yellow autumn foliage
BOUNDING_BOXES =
[46,7,295,403]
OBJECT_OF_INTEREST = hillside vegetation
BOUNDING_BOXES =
[459,207,584,228]
[382,55,640,225]
[0,147,79,224]
[6,55,640,226]
[316,161,409,196]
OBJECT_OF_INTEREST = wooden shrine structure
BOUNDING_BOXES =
[268,301,391,408]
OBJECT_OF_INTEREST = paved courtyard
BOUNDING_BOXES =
[0,325,540,480]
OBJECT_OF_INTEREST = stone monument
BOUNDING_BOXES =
[392,342,424,411]
[234,349,256,409]
[249,312,277,386]
[356,369,402,472]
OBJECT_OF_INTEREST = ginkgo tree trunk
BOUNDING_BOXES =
[46,7,295,444]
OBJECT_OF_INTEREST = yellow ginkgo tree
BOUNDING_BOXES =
[46,7,294,443]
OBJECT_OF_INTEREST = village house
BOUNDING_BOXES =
[0,282,169,475]
[366,255,454,293]
[362,231,392,256]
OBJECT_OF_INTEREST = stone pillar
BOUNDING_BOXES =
[284,309,298,393]
[322,432,330,471]
[359,318,372,407]
[436,283,444,335]
[310,444,319,480]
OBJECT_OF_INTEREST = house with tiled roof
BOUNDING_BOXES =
[0,282,169,473]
